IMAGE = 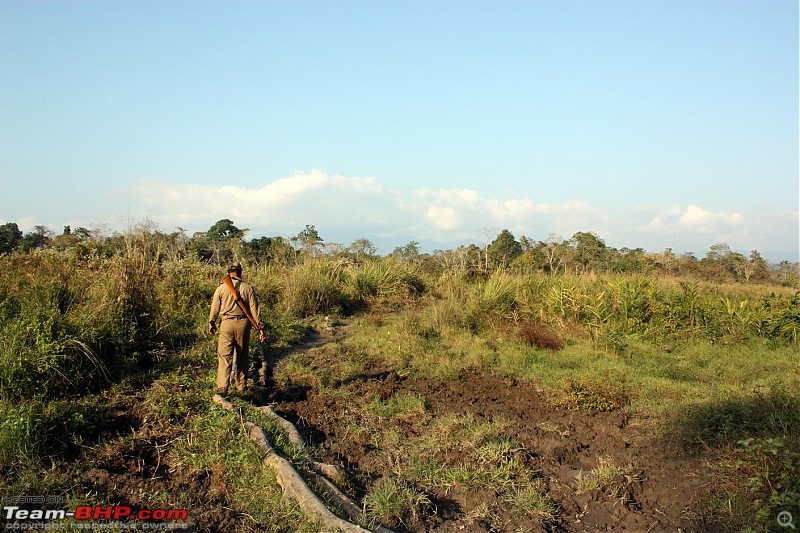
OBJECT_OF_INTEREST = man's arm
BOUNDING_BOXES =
[208,285,222,334]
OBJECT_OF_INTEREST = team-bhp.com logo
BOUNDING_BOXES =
[6,506,187,521]
[4,497,189,530]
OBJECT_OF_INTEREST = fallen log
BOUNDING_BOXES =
[254,404,393,533]
[212,394,372,533]
[310,472,393,533]
[256,405,306,447]
[255,405,345,479]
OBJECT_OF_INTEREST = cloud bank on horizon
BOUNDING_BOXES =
[123,170,798,259]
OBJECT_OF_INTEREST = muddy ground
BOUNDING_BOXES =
[272,368,713,532]
[65,383,245,532]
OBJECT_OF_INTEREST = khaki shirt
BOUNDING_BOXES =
[208,276,262,325]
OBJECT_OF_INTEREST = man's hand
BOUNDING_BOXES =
[209,322,217,335]
[258,328,267,342]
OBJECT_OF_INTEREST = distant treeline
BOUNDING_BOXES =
[0,218,797,287]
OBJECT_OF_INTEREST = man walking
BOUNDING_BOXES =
[208,262,266,396]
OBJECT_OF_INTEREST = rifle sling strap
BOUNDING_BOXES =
[221,277,260,330]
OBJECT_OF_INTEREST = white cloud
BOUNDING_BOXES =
[132,173,605,242]
[676,205,743,232]
[426,205,461,230]
[132,170,401,232]
[15,217,39,232]
[640,204,744,235]
[129,170,799,258]
[634,204,798,257]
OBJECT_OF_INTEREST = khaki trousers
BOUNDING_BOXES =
[216,317,250,392]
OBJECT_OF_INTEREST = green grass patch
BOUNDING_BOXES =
[362,476,432,528]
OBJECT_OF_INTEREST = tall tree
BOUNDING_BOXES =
[245,236,294,265]
[202,219,247,265]
[488,229,523,269]
[208,219,245,241]
[538,234,566,274]
[519,235,535,252]
[434,246,470,275]
[746,250,770,282]
[705,242,732,262]
[392,240,420,261]
[657,248,677,274]
[347,237,377,262]
[480,227,498,272]
[613,247,647,273]
[293,224,323,256]
[704,242,750,281]
[22,225,53,252]
[74,227,92,241]
[0,222,23,254]
[569,231,608,273]
[776,260,800,286]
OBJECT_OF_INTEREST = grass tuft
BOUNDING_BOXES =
[362,476,431,527]
[502,482,559,520]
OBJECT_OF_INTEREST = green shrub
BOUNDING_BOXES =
[280,259,350,316]
[734,437,800,527]
[463,271,519,331]
[0,401,44,468]
[156,260,219,344]
[347,259,424,308]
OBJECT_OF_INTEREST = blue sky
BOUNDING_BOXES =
[1,0,798,259]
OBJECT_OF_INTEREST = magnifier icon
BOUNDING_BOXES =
[778,511,796,529]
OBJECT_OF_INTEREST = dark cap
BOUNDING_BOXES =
[227,262,242,273]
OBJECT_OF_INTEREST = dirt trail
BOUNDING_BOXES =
[266,325,714,532]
